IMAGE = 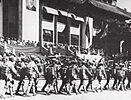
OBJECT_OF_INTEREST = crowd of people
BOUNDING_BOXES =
[43,41,103,56]
[0,51,131,99]
[0,37,38,47]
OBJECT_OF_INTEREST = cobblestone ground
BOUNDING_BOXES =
[2,79,131,100]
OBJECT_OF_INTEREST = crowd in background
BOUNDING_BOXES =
[0,37,38,47]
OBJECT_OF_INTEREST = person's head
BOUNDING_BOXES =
[9,55,15,62]
[2,56,9,63]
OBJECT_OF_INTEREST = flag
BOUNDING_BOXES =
[120,40,124,53]
[85,17,93,48]
[85,21,90,43]
[100,24,108,39]
[88,17,93,47]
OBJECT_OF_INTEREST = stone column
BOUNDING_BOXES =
[18,0,22,41]
[53,15,58,44]
[39,1,43,47]
[81,17,89,49]
[67,17,71,45]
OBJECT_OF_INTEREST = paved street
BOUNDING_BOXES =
[5,90,131,100]
[2,79,131,100]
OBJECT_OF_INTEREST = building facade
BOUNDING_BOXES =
[0,0,130,55]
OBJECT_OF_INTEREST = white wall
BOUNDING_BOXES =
[42,20,53,31]
[70,26,80,35]
[0,0,3,37]
[42,21,66,32]
[22,0,39,42]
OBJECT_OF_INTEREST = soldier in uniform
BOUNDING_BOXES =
[86,61,96,92]
[77,61,92,93]
[23,55,40,96]
[58,61,68,94]
[103,60,114,90]
[1,56,20,97]
[66,60,79,95]
[15,57,27,95]
[41,59,58,95]
[0,55,5,99]
[94,59,107,92]
[116,59,126,91]
[33,57,42,93]
[126,60,131,89]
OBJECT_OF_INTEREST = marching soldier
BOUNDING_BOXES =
[94,60,107,92]
[103,60,114,90]
[78,61,92,93]
[23,55,40,96]
[126,60,131,89]
[15,57,27,95]
[116,59,126,91]
[66,60,79,95]
[33,57,42,93]
[41,59,58,95]
[86,61,96,92]
[0,55,5,99]
[58,61,68,94]
[1,56,20,98]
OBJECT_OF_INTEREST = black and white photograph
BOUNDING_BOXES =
[1,0,131,100]
[26,0,36,11]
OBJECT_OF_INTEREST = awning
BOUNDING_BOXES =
[58,10,84,22]
[42,6,58,15]
[43,6,84,22]
[58,10,72,18]
[75,17,84,22]
[88,0,131,19]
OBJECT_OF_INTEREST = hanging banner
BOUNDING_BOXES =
[88,17,93,47]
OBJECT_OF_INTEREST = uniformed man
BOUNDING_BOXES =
[126,60,131,89]
[58,61,68,94]
[116,59,126,91]
[66,60,79,95]
[1,56,20,97]
[103,60,114,90]
[24,55,40,96]
[41,59,58,95]
[33,57,42,93]
[78,61,92,93]
[94,60,107,92]
[15,57,27,95]
[0,55,5,99]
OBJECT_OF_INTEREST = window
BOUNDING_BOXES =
[43,13,53,22]
[43,29,53,42]
[58,16,67,24]
[71,20,80,28]
[71,34,79,46]
[58,32,66,44]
